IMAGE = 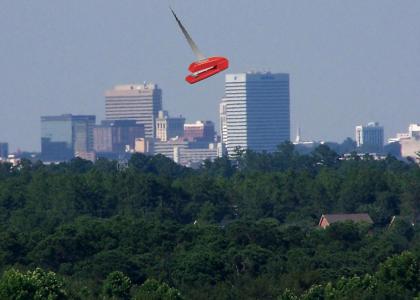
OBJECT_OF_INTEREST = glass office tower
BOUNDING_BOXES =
[41,114,96,162]
[220,72,290,156]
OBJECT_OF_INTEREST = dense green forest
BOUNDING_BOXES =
[0,143,419,299]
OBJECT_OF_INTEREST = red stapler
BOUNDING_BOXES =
[186,57,229,84]
[171,8,229,84]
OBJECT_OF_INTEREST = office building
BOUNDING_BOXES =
[0,143,8,159]
[93,120,145,154]
[174,143,220,168]
[134,137,219,167]
[400,139,420,162]
[41,114,96,162]
[156,110,185,142]
[220,72,290,156]
[151,139,189,160]
[73,116,96,155]
[184,121,215,142]
[105,83,162,138]
[355,122,384,153]
[388,123,420,162]
[135,138,188,160]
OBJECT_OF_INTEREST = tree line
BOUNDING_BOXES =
[0,143,419,299]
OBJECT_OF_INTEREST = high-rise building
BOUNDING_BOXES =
[220,72,290,156]
[41,114,96,162]
[93,120,145,154]
[105,83,162,138]
[355,122,384,153]
[0,143,8,159]
[184,121,215,142]
[73,116,96,155]
[156,110,185,142]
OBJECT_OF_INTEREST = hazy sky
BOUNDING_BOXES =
[1,1,420,151]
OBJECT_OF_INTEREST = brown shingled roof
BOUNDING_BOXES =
[320,213,373,225]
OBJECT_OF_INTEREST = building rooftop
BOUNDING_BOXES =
[41,114,96,121]
[184,120,214,127]
[319,213,373,226]
[112,83,157,91]
[367,122,380,127]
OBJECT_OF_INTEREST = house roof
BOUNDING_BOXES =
[320,213,373,225]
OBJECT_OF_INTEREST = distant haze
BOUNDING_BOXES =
[1,0,419,151]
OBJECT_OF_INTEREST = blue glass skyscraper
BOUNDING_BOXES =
[41,114,96,162]
[220,72,290,156]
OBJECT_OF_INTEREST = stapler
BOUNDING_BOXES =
[171,8,229,84]
[186,57,229,84]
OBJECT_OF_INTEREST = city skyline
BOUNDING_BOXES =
[1,1,420,151]
[1,75,417,154]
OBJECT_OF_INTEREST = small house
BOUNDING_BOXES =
[319,213,373,229]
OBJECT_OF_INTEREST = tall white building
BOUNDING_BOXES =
[220,72,290,156]
[105,83,162,138]
[355,122,384,153]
